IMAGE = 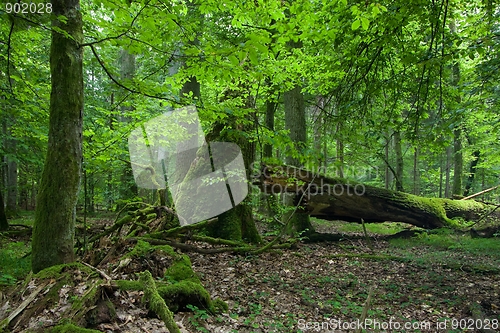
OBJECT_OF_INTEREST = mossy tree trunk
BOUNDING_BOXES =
[32,0,83,273]
[283,75,313,236]
[207,114,261,243]
[118,49,138,203]
[256,165,500,229]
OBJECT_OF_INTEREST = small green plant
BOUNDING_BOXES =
[186,304,210,332]
[243,303,262,329]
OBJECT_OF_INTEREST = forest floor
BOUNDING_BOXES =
[1,213,499,332]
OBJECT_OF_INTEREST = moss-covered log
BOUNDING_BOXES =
[256,165,500,229]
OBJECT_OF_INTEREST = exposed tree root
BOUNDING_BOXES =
[139,270,181,333]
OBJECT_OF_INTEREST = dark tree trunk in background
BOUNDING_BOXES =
[413,147,420,195]
[0,190,8,231]
[452,128,463,196]
[263,97,276,160]
[283,80,313,235]
[445,145,451,197]
[118,49,138,202]
[463,150,480,197]
[394,130,404,192]
[32,0,83,273]
[6,138,17,214]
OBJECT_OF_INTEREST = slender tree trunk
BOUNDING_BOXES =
[264,98,276,159]
[18,165,28,210]
[336,135,344,178]
[413,147,420,195]
[0,189,7,231]
[445,145,451,198]
[439,155,443,198]
[118,49,138,202]
[32,0,83,273]
[260,94,277,215]
[312,96,323,170]
[450,21,463,197]
[283,81,313,235]
[452,128,463,196]
[385,133,390,190]
[463,150,480,197]
[6,138,17,214]
[394,130,404,192]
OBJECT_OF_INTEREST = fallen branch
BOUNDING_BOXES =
[0,281,54,331]
[127,237,295,254]
[462,185,500,201]
[80,261,112,281]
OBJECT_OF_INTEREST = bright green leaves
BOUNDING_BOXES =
[350,3,387,31]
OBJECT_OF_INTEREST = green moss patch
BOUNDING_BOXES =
[46,323,103,333]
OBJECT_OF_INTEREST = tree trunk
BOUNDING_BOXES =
[394,130,404,192]
[118,49,138,202]
[204,95,260,243]
[445,145,451,198]
[385,133,391,190]
[32,0,83,273]
[263,97,276,159]
[0,189,8,231]
[452,128,463,196]
[463,150,480,197]
[413,147,420,195]
[6,139,17,215]
[256,165,500,229]
[283,83,313,235]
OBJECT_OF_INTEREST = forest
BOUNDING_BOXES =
[0,0,499,332]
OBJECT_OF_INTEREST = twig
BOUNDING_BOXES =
[355,285,374,333]
[361,218,374,252]
[80,261,112,281]
[0,281,54,331]
[462,185,500,201]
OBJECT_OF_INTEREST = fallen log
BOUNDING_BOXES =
[255,165,500,229]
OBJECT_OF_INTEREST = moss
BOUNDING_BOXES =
[212,297,229,313]
[157,280,212,313]
[34,262,94,280]
[46,323,103,333]
[165,255,198,283]
[125,240,176,259]
[210,208,242,241]
[139,271,181,333]
[114,279,143,291]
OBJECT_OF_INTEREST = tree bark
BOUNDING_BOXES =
[394,130,404,192]
[118,49,138,202]
[32,0,83,273]
[452,128,463,196]
[6,136,17,214]
[283,83,313,235]
[463,150,480,197]
[256,165,500,229]
[0,189,8,231]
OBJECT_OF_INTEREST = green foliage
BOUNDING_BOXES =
[0,241,31,286]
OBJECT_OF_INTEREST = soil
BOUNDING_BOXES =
[1,219,499,333]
